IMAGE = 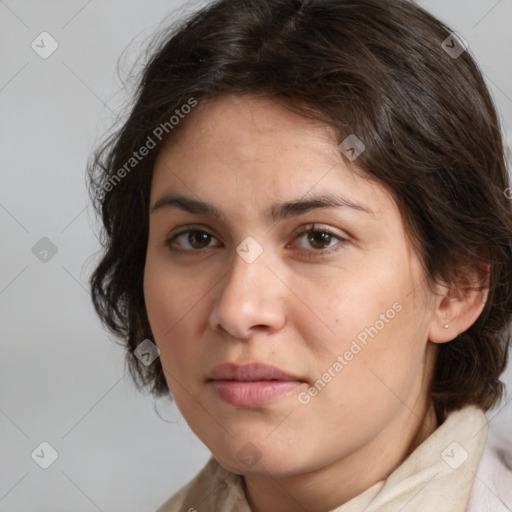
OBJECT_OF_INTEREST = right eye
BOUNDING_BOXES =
[165,227,222,252]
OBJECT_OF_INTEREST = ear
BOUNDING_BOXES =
[428,261,490,344]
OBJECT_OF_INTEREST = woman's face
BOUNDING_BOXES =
[144,94,439,477]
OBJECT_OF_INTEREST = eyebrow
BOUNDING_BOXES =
[151,192,374,221]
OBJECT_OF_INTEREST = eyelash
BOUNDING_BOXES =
[164,224,348,258]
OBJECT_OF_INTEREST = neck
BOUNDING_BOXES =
[243,401,439,512]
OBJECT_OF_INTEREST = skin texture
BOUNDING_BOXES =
[144,95,487,512]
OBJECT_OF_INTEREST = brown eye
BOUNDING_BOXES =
[166,228,221,252]
[290,225,348,256]
[188,230,211,249]
[307,231,333,249]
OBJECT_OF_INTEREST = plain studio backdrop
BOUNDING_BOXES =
[1,1,511,511]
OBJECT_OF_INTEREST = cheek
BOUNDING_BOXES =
[294,269,403,351]
[143,261,212,403]
[143,257,207,350]
[340,295,428,397]
[297,263,427,386]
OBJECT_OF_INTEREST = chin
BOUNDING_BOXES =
[212,443,309,478]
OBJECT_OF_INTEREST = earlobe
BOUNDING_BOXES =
[428,292,457,344]
[428,264,489,344]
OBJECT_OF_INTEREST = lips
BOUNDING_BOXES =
[209,362,305,407]
[210,362,301,382]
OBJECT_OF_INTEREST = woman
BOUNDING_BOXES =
[89,0,512,510]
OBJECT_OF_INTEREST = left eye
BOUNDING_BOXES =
[293,227,346,251]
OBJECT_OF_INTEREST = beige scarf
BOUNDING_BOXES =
[157,405,488,512]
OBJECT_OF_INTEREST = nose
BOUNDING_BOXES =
[208,246,287,340]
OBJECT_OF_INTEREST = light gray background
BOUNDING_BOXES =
[1,1,511,511]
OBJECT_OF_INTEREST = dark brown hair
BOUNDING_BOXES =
[89,0,512,422]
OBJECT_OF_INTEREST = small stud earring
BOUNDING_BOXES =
[443,324,449,329]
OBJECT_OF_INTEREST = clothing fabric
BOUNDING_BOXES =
[156,405,512,511]
[467,429,512,512]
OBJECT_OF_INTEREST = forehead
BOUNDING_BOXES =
[151,94,393,221]
[156,95,342,173]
